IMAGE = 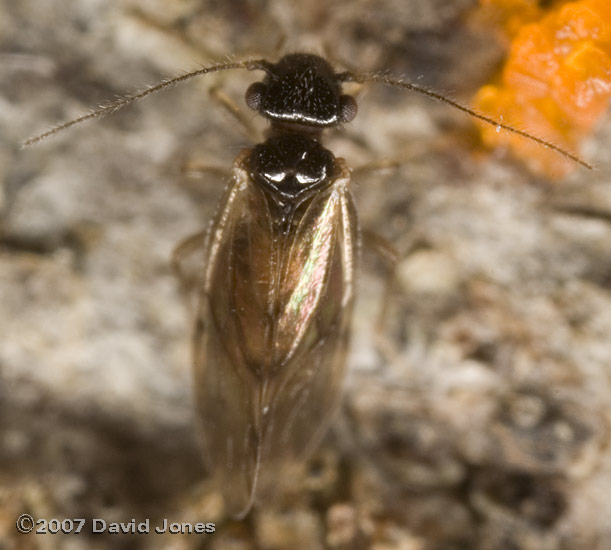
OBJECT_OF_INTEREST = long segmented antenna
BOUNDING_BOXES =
[23,58,269,147]
[340,71,593,171]
[24,55,593,171]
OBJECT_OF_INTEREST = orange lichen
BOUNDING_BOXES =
[473,0,611,177]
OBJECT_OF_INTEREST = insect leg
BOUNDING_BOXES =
[362,229,399,267]
[180,163,228,184]
[352,158,406,180]
[171,229,208,295]
[362,229,402,365]
[549,204,611,224]
[208,85,260,143]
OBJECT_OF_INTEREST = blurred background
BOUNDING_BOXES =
[1,0,611,548]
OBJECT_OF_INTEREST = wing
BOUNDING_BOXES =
[192,153,358,517]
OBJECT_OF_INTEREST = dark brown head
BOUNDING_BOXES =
[244,53,357,131]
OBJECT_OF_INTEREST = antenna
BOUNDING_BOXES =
[23,54,592,171]
[339,71,593,171]
[23,58,270,147]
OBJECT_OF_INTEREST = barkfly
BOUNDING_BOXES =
[23,52,591,518]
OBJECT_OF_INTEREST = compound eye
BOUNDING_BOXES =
[339,94,357,123]
[245,82,266,111]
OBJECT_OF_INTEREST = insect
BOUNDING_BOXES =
[24,52,590,518]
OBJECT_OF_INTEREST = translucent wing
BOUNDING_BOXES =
[192,151,358,517]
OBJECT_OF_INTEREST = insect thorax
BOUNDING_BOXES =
[249,133,338,215]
